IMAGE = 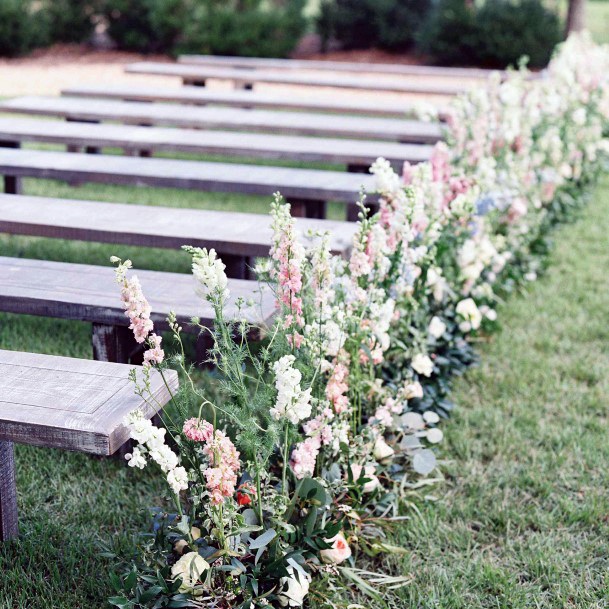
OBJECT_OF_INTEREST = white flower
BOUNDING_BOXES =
[412,353,434,377]
[426,428,444,444]
[456,298,482,332]
[278,561,311,607]
[320,532,352,564]
[271,355,312,424]
[403,381,424,400]
[167,466,189,494]
[350,464,380,493]
[124,446,146,469]
[187,246,230,301]
[171,552,210,593]
[373,436,395,463]
[428,316,447,339]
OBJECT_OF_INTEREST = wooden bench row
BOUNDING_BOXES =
[0,349,177,540]
[177,54,498,79]
[0,256,275,363]
[0,96,443,144]
[125,62,469,96]
[0,193,356,278]
[0,148,376,219]
[62,84,451,120]
[0,117,433,168]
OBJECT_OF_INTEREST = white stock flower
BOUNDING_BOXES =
[167,466,189,494]
[271,355,312,425]
[187,247,230,301]
[412,353,434,377]
[171,552,210,593]
[428,316,447,339]
[125,446,147,469]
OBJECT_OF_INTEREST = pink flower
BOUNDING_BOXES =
[320,532,352,564]
[290,436,321,479]
[183,418,214,443]
[143,333,164,367]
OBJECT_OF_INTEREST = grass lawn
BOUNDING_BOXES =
[1,169,608,607]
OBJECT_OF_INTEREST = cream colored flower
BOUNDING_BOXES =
[412,353,434,377]
[320,532,352,564]
[171,552,209,593]
[373,436,395,463]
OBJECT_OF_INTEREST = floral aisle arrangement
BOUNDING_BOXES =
[106,33,608,609]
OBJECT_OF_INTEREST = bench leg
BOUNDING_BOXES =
[290,198,327,220]
[0,441,18,542]
[4,175,22,195]
[92,324,141,364]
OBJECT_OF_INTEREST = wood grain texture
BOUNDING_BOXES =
[176,54,499,79]
[0,96,443,143]
[0,147,375,204]
[0,194,355,259]
[0,441,18,541]
[125,62,468,96]
[0,256,276,332]
[0,117,434,164]
[62,84,451,120]
[0,349,178,455]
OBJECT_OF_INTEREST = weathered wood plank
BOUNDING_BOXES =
[0,441,18,541]
[0,148,376,207]
[0,256,275,333]
[0,96,443,143]
[0,117,435,165]
[177,54,499,79]
[125,62,468,96]
[62,84,451,119]
[0,194,355,260]
[0,349,178,456]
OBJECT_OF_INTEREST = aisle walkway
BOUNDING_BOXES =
[396,180,609,607]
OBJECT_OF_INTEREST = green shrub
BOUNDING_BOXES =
[42,0,96,43]
[0,0,48,57]
[101,0,307,57]
[418,0,562,68]
[317,0,432,52]
[475,0,562,68]
[177,0,307,58]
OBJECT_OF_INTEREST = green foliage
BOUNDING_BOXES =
[0,0,48,57]
[100,0,307,57]
[41,0,96,44]
[418,0,562,68]
[317,0,432,52]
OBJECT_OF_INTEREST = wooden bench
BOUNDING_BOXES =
[0,348,178,540]
[0,117,434,168]
[62,84,451,120]
[0,96,443,144]
[0,256,275,363]
[0,193,356,278]
[125,62,469,96]
[0,148,376,219]
[177,54,498,79]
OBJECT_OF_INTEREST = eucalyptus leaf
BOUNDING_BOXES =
[412,449,437,475]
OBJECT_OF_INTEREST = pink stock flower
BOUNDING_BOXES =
[290,436,321,480]
[183,418,214,443]
[326,362,349,414]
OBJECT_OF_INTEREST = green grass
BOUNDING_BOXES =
[1,174,608,607]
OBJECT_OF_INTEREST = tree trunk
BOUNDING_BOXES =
[565,0,586,35]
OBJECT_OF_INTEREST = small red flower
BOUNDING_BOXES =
[236,482,256,506]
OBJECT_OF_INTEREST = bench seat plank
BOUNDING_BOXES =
[0,256,274,332]
[0,148,375,206]
[0,349,177,456]
[0,96,443,143]
[62,84,450,119]
[0,117,434,165]
[125,62,468,96]
[0,194,356,258]
[177,54,497,79]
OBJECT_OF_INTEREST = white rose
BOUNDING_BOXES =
[171,552,210,593]
[320,532,352,564]
[455,298,482,331]
[403,381,424,400]
[278,562,311,607]
[412,353,434,377]
[349,464,380,493]
[373,437,395,463]
[428,316,447,339]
